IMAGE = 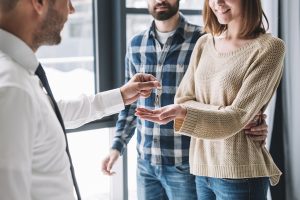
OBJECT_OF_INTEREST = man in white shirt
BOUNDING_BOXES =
[0,0,159,199]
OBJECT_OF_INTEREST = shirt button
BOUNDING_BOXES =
[153,138,159,143]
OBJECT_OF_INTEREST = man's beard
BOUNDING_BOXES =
[33,4,65,48]
[149,1,179,21]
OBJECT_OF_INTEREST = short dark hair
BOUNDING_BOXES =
[203,0,269,39]
[0,0,19,12]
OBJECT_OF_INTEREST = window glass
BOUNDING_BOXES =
[126,14,152,42]
[180,0,204,10]
[68,129,110,200]
[36,0,94,99]
[126,0,147,8]
[187,15,204,26]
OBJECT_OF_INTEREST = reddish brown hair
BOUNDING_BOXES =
[203,0,269,38]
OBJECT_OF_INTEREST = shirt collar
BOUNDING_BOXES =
[0,28,39,75]
[148,12,188,40]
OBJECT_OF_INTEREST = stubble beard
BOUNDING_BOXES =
[32,5,65,49]
[149,1,179,21]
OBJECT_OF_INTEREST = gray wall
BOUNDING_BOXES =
[281,0,300,199]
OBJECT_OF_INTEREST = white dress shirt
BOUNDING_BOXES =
[0,29,124,200]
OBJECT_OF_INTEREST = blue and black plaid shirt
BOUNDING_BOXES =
[112,14,203,165]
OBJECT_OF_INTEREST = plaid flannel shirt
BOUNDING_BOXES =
[112,14,203,165]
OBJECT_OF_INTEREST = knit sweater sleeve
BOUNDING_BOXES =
[174,37,285,140]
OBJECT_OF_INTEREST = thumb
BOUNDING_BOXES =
[107,154,119,171]
[107,159,114,171]
[124,93,140,105]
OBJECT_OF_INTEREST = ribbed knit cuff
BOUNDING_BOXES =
[189,163,282,186]
[174,106,198,135]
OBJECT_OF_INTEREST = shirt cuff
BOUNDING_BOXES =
[174,107,198,134]
[111,139,126,155]
[101,88,125,114]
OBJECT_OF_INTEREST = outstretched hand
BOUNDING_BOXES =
[135,104,187,124]
[120,73,160,105]
[137,106,269,146]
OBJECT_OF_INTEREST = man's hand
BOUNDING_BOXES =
[120,73,160,105]
[244,113,268,146]
[101,149,120,176]
[135,104,187,124]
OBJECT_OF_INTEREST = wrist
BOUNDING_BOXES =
[178,104,187,119]
[110,149,121,156]
[119,86,127,105]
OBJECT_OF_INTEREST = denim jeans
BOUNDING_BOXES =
[195,176,269,200]
[137,158,197,200]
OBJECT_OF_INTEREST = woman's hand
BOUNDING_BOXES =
[244,112,268,146]
[135,104,187,124]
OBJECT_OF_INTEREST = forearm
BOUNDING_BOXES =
[59,88,124,129]
[111,104,137,154]
[175,102,244,140]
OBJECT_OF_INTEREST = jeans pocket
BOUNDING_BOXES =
[174,163,190,174]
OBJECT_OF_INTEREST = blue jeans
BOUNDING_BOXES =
[137,158,197,200]
[195,176,269,200]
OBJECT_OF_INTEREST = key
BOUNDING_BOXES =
[155,86,162,107]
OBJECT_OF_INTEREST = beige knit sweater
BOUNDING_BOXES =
[174,33,285,186]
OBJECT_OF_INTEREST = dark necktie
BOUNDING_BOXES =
[35,64,81,200]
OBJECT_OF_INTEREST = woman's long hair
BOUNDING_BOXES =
[203,0,269,39]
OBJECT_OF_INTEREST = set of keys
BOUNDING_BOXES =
[154,85,162,107]
[140,64,163,107]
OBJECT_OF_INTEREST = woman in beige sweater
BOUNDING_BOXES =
[136,0,285,199]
